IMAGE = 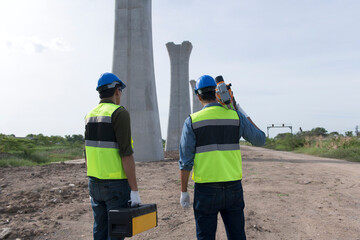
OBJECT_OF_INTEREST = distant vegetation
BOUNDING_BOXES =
[0,134,84,167]
[2,127,359,167]
[264,127,360,162]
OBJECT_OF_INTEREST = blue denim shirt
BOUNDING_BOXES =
[179,102,266,171]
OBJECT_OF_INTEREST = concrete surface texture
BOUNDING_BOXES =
[165,41,192,151]
[189,79,203,113]
[112,0,164,161]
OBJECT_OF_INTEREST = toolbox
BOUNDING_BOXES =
[108,204,157,238]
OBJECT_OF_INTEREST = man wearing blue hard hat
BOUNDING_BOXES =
[85,72,141,240]
[179,75,266,240]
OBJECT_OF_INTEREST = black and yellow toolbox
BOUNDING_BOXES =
[108,204,157,238]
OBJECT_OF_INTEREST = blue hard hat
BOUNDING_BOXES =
[96,72,126,92]
[194,75,216,94]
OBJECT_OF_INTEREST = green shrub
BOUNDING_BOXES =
[0,156,36,167]
[0,134,84,167]
[265,132,360,162]
[321,147,360,162]
[265,133,305,151]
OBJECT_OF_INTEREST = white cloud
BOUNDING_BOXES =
[2,36,72,54]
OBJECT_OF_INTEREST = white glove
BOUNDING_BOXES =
[236,103,249,118]
[180,192,190,209]
[130,191,141,207]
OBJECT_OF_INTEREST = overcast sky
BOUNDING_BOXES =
[0,0,359,138]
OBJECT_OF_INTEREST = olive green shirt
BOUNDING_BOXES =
[100,99,134,157]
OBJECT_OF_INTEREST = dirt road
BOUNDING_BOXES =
[1,146,359,240]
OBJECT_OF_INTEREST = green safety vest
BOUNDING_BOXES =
[85,103,127,179]
[190,105,242,183]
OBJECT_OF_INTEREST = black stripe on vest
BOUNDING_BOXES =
[85,122,117,142]
[193,125,240,147]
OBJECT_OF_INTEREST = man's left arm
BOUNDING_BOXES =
[179,117,196,208]
[113,109,141,206]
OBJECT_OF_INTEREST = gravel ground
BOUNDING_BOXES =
[0,146,359,240]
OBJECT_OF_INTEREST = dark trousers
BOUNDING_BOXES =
[194,180,246,240]
[88,177,130,240]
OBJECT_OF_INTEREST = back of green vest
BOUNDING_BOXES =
[85,103,127,179]
[190,105,242,183]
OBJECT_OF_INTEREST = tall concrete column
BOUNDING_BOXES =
[189,79,203,113]
[165,41,192,151]
[112,0,164,161]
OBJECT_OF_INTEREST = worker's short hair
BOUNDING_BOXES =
[99,84,120,99]
[199,90,216,101]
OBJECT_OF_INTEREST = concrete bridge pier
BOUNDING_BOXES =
[112,0,164,161]
[165,41,192,151]
[189,79,203,113]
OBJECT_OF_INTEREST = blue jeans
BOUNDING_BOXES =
[88,177,131,240]
[193,180,246,240]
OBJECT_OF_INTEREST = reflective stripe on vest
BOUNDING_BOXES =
[85,140,118,149]
[85,103,127,180]
[190,105,242,183]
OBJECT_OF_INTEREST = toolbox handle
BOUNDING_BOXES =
[128,200,141,208]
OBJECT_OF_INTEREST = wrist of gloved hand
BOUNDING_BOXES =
[180,191,190,209]
[130,191,141,207]
[236,103,249,118]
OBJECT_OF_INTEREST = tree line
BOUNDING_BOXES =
[265,127,360,162]
[0,134,84,156]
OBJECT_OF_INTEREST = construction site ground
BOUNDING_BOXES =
[0,146,359,240]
